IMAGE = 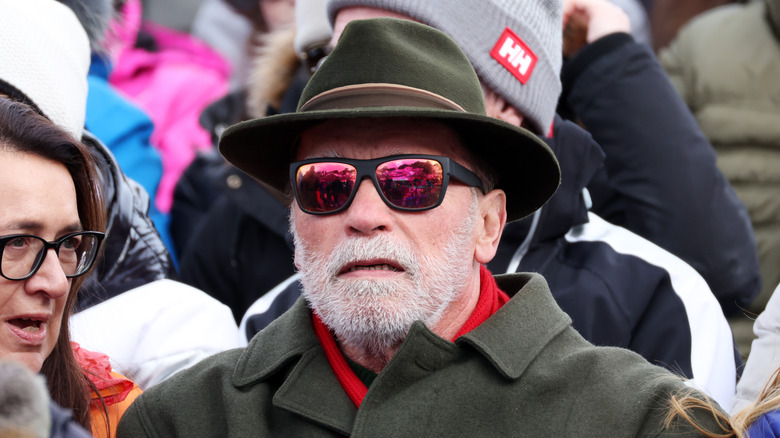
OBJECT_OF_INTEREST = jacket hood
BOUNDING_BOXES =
[78,131,174,311]
[247,25,300,117]
[489,116,605,272]
[535,117,605,241]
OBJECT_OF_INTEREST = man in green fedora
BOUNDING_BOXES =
[118,17,722,437]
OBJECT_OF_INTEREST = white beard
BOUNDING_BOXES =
[292,193,479,356]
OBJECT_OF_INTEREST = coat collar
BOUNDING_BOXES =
[231,272,571,433]
[458,273,572,379]
[233,297,318,386]
[232,297,356,434]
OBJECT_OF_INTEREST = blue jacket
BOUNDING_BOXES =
[747,410,780,438]
[49,402,91,438]
[86,55,175,261]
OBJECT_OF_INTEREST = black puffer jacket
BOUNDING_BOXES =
[560,33,760,316]
[171,69,307,322]
[77,131,174,311]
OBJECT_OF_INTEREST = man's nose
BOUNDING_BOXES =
[343,178,394,235]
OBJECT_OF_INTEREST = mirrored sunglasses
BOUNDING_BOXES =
[290,154,485,215]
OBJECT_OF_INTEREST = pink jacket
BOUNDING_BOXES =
[109,0,230,212]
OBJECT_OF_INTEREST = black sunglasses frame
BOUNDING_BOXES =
[0,231,105,281]
[290,154,485,215]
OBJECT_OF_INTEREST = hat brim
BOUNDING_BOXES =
[219,107,560,222]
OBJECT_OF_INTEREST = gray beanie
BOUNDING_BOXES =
[326,0,562,134]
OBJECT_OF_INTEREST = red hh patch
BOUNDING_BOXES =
[490,27,538,84]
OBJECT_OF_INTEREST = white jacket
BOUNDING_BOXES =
[70,279,240,389]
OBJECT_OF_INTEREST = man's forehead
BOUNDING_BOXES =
[330,6,415,46]
[296,118,471,162]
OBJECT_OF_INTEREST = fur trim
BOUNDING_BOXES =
[247,25,301,118]
[0,360,52,437]
[58,0,114,52]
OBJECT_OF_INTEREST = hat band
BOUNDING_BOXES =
[300,83,466,112]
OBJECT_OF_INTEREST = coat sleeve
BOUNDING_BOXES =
[116,391,164,438]
[656,31,694,108]
[561,33,761,316]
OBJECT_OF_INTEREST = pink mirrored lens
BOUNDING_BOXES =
[296,163,357,212]
[376,159,443,209]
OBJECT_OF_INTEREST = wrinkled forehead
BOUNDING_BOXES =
[296,118,474,166]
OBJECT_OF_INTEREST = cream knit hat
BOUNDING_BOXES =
[0,0,91,140]
[295,0,331,58]
[326,0,563,134]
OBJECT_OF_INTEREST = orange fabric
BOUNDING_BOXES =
[72,342,143,438]
[89,372,143,438]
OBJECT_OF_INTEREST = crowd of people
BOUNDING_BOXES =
[0,0,777,436]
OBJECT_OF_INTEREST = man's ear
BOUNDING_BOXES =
[474,189,507,264]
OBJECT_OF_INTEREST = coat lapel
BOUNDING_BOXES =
[458,273,572,380]
[232,297,357,435]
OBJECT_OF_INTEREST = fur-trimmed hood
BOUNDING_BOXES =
[246,25,300,117]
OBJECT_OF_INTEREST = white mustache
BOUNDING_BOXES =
[325,235,419,280]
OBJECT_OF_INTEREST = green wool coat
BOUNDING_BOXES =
[118,273,719,437]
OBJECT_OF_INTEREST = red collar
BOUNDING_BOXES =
[313,265,509,407]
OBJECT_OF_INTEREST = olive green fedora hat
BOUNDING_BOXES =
[219,17,560,222]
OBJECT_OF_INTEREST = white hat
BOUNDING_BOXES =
[294,0,331,58]
[0,0,91,140]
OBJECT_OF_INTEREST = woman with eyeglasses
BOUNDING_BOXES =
[0,96,139,437]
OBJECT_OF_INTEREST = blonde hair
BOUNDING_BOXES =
[664,367,780,437]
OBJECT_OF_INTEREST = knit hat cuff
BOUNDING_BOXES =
[327,0,562,134]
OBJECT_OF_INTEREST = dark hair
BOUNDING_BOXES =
[0,97,106,430]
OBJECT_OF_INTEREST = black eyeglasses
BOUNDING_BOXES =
[0,231,105,281]
[290,154,485,215]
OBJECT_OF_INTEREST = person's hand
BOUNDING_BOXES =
[562,0,631,57]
